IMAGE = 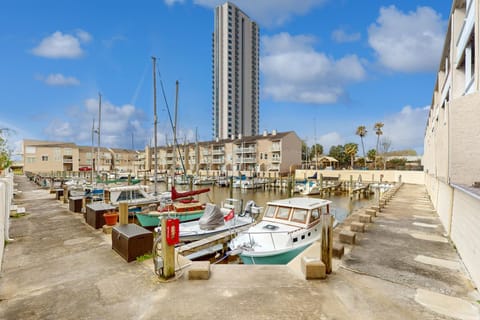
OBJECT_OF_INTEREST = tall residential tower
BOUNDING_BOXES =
[212,2,259,140]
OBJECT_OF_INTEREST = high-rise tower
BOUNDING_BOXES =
[212,2,259,140]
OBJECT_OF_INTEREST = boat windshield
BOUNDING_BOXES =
[276,207,290,220]
[118,190,146,201]
[291,208,308,223]
[264,205,276,218]
[310,208,320,223]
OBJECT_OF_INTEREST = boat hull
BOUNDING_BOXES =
[239,244,311,265]
[135,210,204,227]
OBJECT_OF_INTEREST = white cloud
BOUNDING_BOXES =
[75,29,92,43]
[317,132,345,153]
[193,0,327,26]
[332,29,361,43]
[32,30,91,58]
[383,105,429,152]
[41,97,150,149]
[261,32,366,104]
[36,73,80,86]
[164,0,185,5]
[368,6,446,72]
[44,120,74,138]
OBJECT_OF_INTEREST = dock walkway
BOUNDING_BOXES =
[1,175,479,320]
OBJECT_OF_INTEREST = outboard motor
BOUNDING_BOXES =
[241,200,257,217]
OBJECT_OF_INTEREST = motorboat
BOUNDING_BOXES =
[229,197,334,264]
[135,186,210,228]
[154,199,262,243]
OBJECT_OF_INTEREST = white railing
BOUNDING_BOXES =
[456,0,475,64]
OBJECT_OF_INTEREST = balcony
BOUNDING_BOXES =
[271,157,281,163]
[456,0,475,64]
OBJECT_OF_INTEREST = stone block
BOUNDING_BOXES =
[371,205,381,212]
[339,230,356,244]
[301,256,326,280]
[332,242,344,258]
[102,225,113,234]
[350,222,365,233]
[188,261,211,280]
[358,214,372,223]
[365,209,377,217]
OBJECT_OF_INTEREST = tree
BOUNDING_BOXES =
[309,143,323,168]
[344,143,358,169]
[356,125,367,168]
[367,149,376,162]
[380,137,392,170]
[0,129,12,171]
[328,145,348,167]
[301,141,309,167]
[374,122,384,169]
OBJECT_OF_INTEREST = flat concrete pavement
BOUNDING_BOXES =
[0,176,479,320]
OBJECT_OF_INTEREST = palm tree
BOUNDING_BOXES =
[355,126,367,168]
[344,143,358,169]
[374,122,384,169]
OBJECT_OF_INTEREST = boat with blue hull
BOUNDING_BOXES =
[229,197,334,265]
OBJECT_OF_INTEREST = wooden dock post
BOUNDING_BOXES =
[321,214,333,274]
[119,202,128,225]
[319,174,323,195]
[161,217,175,279]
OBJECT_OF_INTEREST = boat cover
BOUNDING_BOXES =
[199,203,225,230]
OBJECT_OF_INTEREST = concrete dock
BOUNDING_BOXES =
[0,175,479,319]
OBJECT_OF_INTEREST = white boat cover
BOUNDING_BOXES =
[199,203,225,230]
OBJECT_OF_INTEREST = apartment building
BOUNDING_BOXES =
[212,2,260,140]
[23,140,79,173]
[23,140,140,175]
[423,0,480,186]
[146,130,302,175]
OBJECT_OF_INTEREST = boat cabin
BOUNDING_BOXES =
[261,197,331,229]
[106,185,154,205]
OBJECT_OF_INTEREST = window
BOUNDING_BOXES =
[54,148,61,161]
[41,155,48,161]
[25,146,36,154]
[264,205,276,218]
[291,208,308,223]
[310,209,320,223]
[276,207,290,220]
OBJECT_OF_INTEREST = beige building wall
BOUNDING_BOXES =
[23,140,79,173]
[279,132,302,173]
[423,0,480,289]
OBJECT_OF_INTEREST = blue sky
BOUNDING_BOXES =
[0,0,451,158]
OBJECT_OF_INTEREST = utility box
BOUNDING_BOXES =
[112,224,153,262]
[69,196,84,213]
[85,203,116,229]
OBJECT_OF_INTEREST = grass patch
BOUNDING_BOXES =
[136,253,153,262]
[10,212,27,218]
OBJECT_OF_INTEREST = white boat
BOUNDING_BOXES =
[107,185,159,207]
[229,197,334,264]
[193,177,217,185]
[300,181,321,195]
[154,199,262,243]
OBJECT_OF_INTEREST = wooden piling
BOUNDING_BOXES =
[161,217,175,279]
[119,202,128,225]
[321,214,333,274]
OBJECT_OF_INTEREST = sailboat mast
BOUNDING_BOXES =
[91,118,95,184]
[152,56,158,196]
[172,80,178,180]
[97,93,101,179]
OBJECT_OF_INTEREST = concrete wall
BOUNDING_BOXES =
[295,169,425,185]
[0,172,14,271]
[425,174,480,289]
